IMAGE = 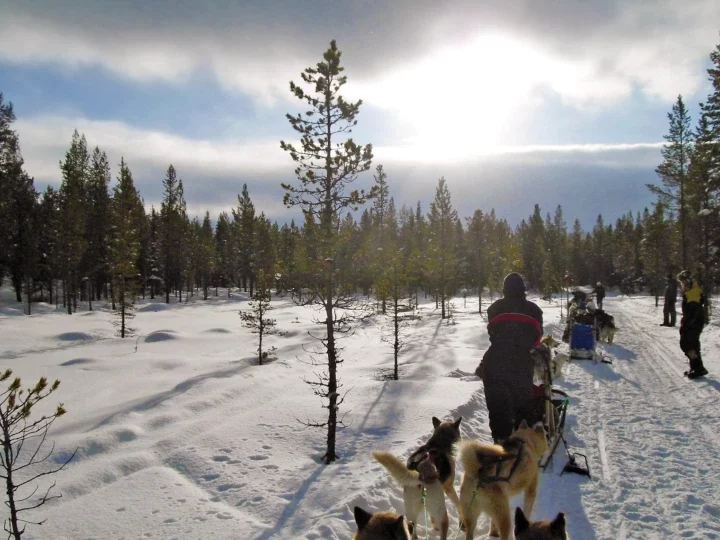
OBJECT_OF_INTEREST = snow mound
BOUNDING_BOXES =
[61,358,95,367]
[144,331,178,343]
[57,332,94,341]
[204,328,232,334]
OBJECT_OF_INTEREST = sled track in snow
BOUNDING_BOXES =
[597,301,720,538]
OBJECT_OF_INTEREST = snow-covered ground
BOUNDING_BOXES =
[1,287,719,539]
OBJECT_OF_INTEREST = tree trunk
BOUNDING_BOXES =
[25,276,31,315]
[3,429,22,540]
[324,283,338,464]
[258,320,264,366]
[393,292,399,381]
[120,279,126,338]
[88,280,93,311]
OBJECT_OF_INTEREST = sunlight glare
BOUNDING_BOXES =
[358,33,560,160]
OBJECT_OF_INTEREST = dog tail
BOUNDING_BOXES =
[459,440,506,479]
[372,451,421,488]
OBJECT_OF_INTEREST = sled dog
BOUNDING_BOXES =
[373,417,462,540]
[458,420,548,540]
[533,336,567,381]
[595,310,618,344]
[515,507,568,540]
[353,506,412,540]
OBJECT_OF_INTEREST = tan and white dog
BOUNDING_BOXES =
[458,420,548,540]
[533,336,568,381]
[373,417,463,540]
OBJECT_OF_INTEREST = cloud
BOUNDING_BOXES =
[2,0,718,113]
[16,114,661,227]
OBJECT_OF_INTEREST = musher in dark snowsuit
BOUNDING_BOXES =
[678,270,708,379]
[661,273,677,327]
[593,282,606,310]
[475,273,543,443]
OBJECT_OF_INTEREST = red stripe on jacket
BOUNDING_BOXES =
[487,312,542,346]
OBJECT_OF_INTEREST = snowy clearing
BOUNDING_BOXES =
[1,289,719,540]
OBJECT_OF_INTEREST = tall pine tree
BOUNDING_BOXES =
[110,159,143,338]
[280,40,374,464]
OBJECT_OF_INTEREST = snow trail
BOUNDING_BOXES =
[591,298,720,538]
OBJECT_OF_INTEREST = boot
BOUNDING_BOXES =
[687,367,708,379]
[684,351,707,379]
[670,312,676,327]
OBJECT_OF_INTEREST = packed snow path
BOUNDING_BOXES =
[582,297,720,538]
[1,290,719,539]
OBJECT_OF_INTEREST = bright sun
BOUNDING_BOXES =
[358,33,557,160]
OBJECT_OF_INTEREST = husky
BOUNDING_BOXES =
[595,310,618,344]
[373,417,463,540]
[533,336,568,381]
[458,420,548,540]
[515,507,568,540]
[353,506,412,540]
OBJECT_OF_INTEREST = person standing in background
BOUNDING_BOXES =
[677,270,708,380]
[593,282,606,310]
[661,273,677,327]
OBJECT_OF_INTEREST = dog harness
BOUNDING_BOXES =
[475,438,525,487]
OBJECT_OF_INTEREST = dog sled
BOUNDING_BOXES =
[530,346,590,476]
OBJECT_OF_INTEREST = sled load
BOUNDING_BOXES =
[570,321,596,361]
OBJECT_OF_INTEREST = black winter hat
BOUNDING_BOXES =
[502,272,526,297]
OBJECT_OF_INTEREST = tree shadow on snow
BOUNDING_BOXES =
[75,359,256,433]
[252,465,327,540]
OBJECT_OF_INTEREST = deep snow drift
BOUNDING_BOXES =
[1,287,719,539]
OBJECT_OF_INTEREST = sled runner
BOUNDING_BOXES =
[527,347,570,470]
[536,384,569,470]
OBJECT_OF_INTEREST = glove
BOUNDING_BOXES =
[474,362,483,378]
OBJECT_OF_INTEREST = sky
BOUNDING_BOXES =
[2,0,719,229]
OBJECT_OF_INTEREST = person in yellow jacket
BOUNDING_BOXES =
[677,270,708,379]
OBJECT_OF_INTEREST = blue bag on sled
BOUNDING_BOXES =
[570,323,595,360]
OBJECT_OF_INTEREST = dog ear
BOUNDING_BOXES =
[432,417,441,429]
[532,421,545,434]
[354,506,372,531]
[515,507,530,533]
[453,417,463,428]
[394,515,408,535]
[550,512,566,533]
[518,419,529,430]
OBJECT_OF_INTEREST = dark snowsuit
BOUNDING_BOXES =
[663,278,678,327]
[480,294,543,442]
[680,283,706,373]
[593,285,606,310]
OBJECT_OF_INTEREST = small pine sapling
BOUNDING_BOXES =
[380,250,418,380]
[240,270,279,365]
[0,370,76,539]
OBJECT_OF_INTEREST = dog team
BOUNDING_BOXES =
[355,273,568,539]
[354,416,566,540]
